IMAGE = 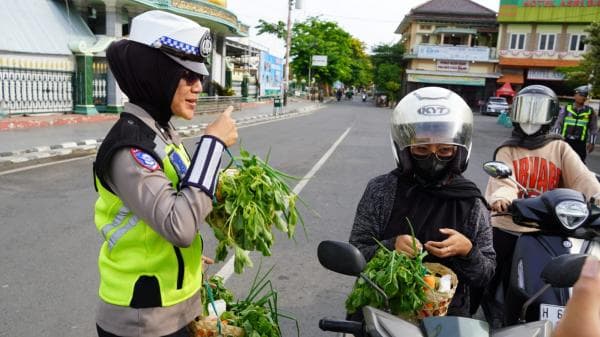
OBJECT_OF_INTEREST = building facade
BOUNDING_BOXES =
[396,0,500,107]
[0,0,249,116]
[497,0,600,96]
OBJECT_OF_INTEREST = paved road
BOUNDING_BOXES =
[0,98,599,337]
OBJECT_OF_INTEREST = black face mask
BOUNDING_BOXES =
[412,156,451,180]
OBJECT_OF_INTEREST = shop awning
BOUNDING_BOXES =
[433,27,478,35]
[497,73,524,84]
[496,82,516,97]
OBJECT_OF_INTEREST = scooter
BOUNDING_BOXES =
[483,161,600,327]
[336,91,342,102]
[362,93,367,102]
[317,240,588,337]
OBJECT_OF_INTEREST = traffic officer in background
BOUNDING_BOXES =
[93,10,237,337]
[552,85,598,162]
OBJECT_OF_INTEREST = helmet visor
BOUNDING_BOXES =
[511,94,557,125]
[391,121,473,150]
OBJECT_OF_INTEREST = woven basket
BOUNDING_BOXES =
[416,262,458,319]
[188,316,245,337]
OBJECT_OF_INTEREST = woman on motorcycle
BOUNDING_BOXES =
[483,85,600,328]
[349,87,495,317]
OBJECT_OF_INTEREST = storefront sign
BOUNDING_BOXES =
[527,69,565,80]
[437,60,469,72]
[408,73,485,86]
[415,45,490,62]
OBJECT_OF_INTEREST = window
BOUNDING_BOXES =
[509,33,526,50]
[421,35,430,44]
[570,34,587,51]
[538,34,555,51]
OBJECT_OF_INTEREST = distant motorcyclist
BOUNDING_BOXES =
[552,85,598,162]
[336,88,343,101]
[482,85,600,328]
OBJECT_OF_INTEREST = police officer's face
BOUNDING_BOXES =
[574,93,587,105]
[171,71,203,120]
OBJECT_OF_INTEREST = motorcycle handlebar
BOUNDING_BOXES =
[319,318,363,335]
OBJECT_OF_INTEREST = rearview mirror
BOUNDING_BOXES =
[541,254,588,288]
[483,161,513,179]
[317,241,366,277]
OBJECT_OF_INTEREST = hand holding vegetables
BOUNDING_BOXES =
[424,228,472,258]
[394,234,423,258]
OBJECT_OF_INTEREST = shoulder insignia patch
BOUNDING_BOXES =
[130,148,160,171]
[169,151,188,178]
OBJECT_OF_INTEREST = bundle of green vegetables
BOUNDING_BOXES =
[346,241,429,316]
[206,147,305,274]
[202,265,299,337]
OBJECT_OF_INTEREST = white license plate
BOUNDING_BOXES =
[540,303,565,328]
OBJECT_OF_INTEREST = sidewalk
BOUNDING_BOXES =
[0,98,324,167]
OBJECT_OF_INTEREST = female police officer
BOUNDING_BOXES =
[93,11,237,337]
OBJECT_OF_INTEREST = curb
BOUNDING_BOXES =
[0,104,322,169]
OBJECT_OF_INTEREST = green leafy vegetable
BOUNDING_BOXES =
[206,147,307,274]
[346,220,429,316]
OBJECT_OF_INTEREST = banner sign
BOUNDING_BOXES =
[259,51,283,96]
[415,45,490,62]
[437,60,469,72]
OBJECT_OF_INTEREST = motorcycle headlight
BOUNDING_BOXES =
[555,200,589,230]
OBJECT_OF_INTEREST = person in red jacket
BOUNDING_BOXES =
[482,85,600,328]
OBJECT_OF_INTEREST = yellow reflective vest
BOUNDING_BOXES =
[94,142,202,307]
[561,104,593,142]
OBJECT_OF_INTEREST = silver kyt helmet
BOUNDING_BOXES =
[511,85,559,135]
[391,87,473,174]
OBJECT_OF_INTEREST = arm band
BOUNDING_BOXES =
[182,135,225,198]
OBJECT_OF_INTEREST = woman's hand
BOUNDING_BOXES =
[205,106,238,147]
[424,228,472,258]
[394,235,423,257]
[491,199,511,213]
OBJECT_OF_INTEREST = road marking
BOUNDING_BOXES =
[215,126,353,282]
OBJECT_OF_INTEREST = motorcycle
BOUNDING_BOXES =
[362,93,367,102]
[336,90,343,102]
[317,240,588,337]
[483,161,600,327]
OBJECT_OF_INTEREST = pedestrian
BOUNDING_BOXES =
[349,87,495,318]
[93,10,237,337]
[552,85,598,162]
[483,85,600,328]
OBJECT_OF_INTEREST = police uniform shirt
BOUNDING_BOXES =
[96,102,211,336]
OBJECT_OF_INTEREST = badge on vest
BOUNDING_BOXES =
[130,148,160,171]
[169,151,188,178]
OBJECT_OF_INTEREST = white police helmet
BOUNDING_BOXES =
[129,10,212,75]
[391,87,473,174]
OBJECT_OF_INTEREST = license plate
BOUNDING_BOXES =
[540,303,564,328]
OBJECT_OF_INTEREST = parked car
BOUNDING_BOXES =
[484,96,510,116]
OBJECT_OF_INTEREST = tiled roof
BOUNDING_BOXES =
[412,0,497,17]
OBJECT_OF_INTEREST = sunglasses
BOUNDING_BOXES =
[182,70,204,86]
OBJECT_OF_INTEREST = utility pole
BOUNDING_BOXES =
[283,0,302,107]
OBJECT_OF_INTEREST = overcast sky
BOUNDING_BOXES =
[227,0,500,57]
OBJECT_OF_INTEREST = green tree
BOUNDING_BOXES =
[257,17,372,88]
[371,42,405,102]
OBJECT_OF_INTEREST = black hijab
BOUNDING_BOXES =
[106,40,186,126]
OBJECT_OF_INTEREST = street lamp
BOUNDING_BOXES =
[283,0,302,107]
